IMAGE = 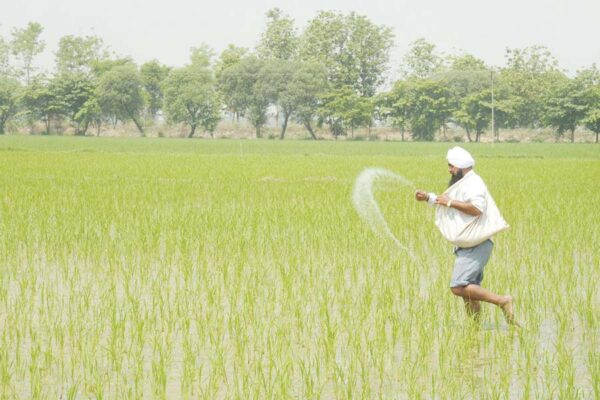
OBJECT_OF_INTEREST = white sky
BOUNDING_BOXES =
[1,0,599,78]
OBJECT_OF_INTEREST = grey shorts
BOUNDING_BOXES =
[450,239,493,288]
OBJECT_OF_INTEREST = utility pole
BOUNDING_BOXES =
[491,70,496,141]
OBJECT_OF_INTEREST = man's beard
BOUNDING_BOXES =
[448,169,464,187]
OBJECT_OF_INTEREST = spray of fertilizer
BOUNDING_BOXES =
[352,168,417,259]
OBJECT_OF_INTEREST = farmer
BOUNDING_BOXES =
[415,147,518,326]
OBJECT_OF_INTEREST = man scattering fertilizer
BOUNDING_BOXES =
[415,147,519,326]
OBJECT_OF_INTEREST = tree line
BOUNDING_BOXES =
[1,9,599,142]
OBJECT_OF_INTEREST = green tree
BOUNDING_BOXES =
[0,37,10,75]
[55,35,107,74]
[190,44,215,69]
[10,22,45,84]
[163,65,221,138]
[96,65,145,134]
[291,62,328,139]
[300,11,393,97]
[387,79,451,141]
[319,86,373,138]
[219,57,270,138]
[20,76,59,134]
[543,73,590,142]
[0,75,22,134]
[140,60,170,119]
[51,72,96,135]
[500,45,563,129]
[257,8,298,61]
[453,90,492,142]
[216,47,253,122]
[401,38,443,79]
[376,83,410,141]
[215,45,248,82]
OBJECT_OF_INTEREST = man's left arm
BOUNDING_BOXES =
[435,195,482,216]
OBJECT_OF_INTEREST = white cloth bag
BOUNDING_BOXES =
[434,173,509,248]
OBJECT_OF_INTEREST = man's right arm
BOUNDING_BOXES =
[415,190,437,205]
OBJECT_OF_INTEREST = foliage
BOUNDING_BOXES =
[140,60,170,119]
[453,89,492,142]
[55,35,108,74]
[50,72,96,135]
[0,75,22,133]
[218,57,270,137]
[300,11,393,97]
[10,22,45,84]
[19,75,59,134]
[318,86,373,138]
[401,38,443,79]
[290,62,328,139]
[215,45,248,82]
[542,72,592,142]
[257,8,298,61]
[96,65,145,133]
[162,65,221,138]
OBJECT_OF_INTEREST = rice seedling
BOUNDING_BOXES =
[0,136,597,398]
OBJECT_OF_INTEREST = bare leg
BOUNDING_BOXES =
[451,284,519,326]
[463,298,481,321]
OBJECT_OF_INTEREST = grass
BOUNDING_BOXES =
[0,136,598,398]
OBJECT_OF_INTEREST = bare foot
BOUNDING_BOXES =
[499,296,521,328]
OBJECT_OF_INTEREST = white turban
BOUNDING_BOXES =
[447,146,475,168]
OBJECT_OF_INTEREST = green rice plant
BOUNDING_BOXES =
[0,136,597,398]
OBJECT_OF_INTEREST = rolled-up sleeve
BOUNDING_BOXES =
[463,178,487,213]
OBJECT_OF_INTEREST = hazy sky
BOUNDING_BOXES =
[1,0,599,78]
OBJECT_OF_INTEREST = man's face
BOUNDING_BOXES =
[448,163,464,186]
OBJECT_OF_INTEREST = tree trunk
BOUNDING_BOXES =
[279,112,290,140]
[256,125,261,138]
[596,132,599,143]
[475,131,481,142]
[131,116,144,134]
[570,128,575,143]
[304,120,317,140]
[466,128,473,142]
[188,124,197,138]
[401,127,405,142]
[44,116,51,135]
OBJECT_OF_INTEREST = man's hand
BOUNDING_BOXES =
[415,190,429,202]
[435,195,450,207]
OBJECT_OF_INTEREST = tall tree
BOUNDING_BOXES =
[51,72,96,135]
[291,62,328,139]
[500,45,563,129]
[162,65,221,138]
[318,86,373,138]
[257,8,298,61]
[300,11,393,97]
[140,60,170,119]
[453,90,492,142]
[20,75,59,134]
[0,37,10,75]
[10,22,45,85]
[55,35,107,74]
[219,57,270,138]
[543,74,589,142]
[96,65,145,134]
[0,75,22,134]
[215,44,248,81]
[401,38,443,79]
[385,78,451,141]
